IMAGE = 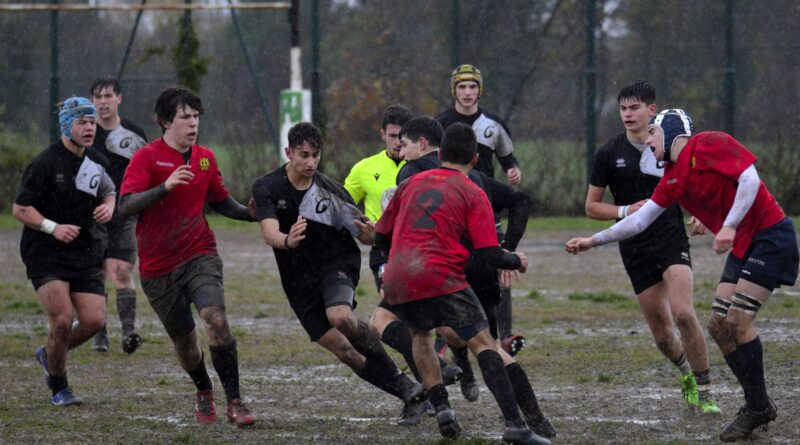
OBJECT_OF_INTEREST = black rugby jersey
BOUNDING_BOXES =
[92,118,147,188]
[436,107,518,179]
[590,132,686,254]
[252,166,361,295]
[15,142,115,274]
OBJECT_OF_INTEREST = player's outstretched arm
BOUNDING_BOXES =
[565,237,596,254]
[208,195,256,222]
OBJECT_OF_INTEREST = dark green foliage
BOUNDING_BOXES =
[173,12,209,93]
[0,126,38,213]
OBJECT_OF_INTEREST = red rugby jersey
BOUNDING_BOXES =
[376,168,498,304]
[651,132,785,258]
[121,138,229,278]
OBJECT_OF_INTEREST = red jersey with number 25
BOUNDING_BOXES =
[651,132,785,259]
[376,168,498,304]
[121,138,230,278]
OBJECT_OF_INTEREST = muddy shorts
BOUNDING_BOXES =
[286,268,358,342]
[387,287,489,341]
[106,214,138,264]
[31,266,106,296]
[720,218,799,291]
[621,237,692,295]
[140,255,225,339]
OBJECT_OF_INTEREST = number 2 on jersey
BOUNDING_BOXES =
[413,189,443,229]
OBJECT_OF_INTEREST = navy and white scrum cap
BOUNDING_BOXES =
[649,108,693,163]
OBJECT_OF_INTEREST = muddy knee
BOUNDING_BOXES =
[201,307,233,343]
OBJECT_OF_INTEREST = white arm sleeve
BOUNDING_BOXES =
[723,164,759,229]
[593,199,666,246]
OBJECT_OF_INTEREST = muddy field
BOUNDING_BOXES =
[1,223,798,444]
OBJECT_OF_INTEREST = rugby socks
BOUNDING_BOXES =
[671,351,692,375]
[694,368,712,398]
[427,383,451,411]
[505,363,544,421]
[210,341,241,404]
[497,287,514,339]
[381,320,422,381]
[349,320,401,379]
[47,374,69,395]
[723,337,768,411]
[356,357,403,399]
[451,345,476,382]
[477,350,524,426]
[116,288,137,336]
[187,351,213,392]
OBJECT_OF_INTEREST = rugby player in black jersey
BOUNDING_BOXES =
[14,97,116,406]
[89,76,148,354]
[252,122,425,421]
[437,64,526,358]
[584,80,720,414]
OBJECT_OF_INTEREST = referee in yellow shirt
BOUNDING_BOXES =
[344,104,411,290]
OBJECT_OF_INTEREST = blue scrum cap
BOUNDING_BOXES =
[649,108,693,163]
[59,96,97,139]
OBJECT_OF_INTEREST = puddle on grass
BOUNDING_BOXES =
[129,415,188,426]
[561,415,662,426]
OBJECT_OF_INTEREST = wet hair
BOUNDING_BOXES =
[399,116,444,147]
[617,80,656,105]
[381,104,413,130]
[288,122,323,150]
[154,87,204,131]
[90,76,121,96]
[440,123,477,165]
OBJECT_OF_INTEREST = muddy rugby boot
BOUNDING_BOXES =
[121,332,142,355]
[91,325,109,352]
[502,425,551,445]
[396,399,428,426]
[194,389,217,424]
[501,334,527,357]
[436,408,461,438]
[51,387,83,406]
[680,373,699,407]
[395,373,425,404]
[441,362,463,386]
[226,398,255,427]
[719,398,777,442]
[698,393,722,415]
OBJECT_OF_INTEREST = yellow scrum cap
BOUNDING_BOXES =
[450,64,482,98]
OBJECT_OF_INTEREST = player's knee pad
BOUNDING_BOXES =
[711,297,731,318]
[730,292,762,317]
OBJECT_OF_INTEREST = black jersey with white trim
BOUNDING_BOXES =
[92,118,147,188]
[15,142,115,272]
[590,132,686,254]
[252,166,361,295]
[436,107,518,179]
